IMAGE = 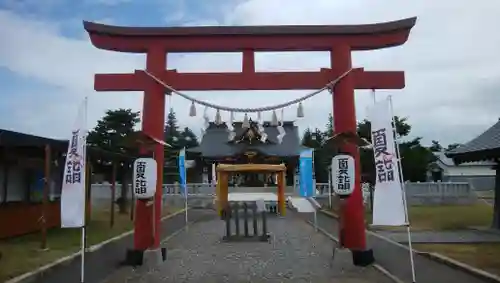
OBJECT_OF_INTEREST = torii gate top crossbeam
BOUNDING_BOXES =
[83,17,416,53]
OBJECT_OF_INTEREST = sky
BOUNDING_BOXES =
[0,0,499,147]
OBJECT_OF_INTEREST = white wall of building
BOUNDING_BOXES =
[443,165,495,177]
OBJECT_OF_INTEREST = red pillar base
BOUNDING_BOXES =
[124,247,167,266]
[352,249,375,266]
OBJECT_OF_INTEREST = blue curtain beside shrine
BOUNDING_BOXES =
[299,149,314,197]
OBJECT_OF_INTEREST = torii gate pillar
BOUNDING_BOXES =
[331,45,367,252]
[134,47,166,252]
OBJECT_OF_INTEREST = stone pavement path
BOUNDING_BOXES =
[110,215,392,283]
[376,230,500,243]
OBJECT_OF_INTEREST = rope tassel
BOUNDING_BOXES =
[277,108,286,144]
[297,102,304,118]
[203,107,210,129]
[242,113,250,128]
[189,101,197,117]
[271,110,279,126]
[215,109,222,125]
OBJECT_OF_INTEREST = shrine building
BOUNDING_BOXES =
[186,120,307,187]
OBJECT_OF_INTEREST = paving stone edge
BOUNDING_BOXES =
[5,209,188,283]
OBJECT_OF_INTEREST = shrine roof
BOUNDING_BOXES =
[187,121,304,158]
[0,128,67,149]
[445,119,500,164]
[0,129,136,160]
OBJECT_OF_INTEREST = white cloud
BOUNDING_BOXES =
[1,0,499,146]
[223,0,500,144]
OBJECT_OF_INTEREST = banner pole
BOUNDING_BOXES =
[81,96,88,283]
[313,210,318,231]
[184,160,188,230]
[328,168,332,209]
[151,151,156,247]
[388,95,416,282]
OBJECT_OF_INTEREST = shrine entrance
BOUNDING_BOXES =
[83,17,416,263]
[215,163,287,217]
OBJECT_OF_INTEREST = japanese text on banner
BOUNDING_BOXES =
[372,128,395,183]
[65,130,83,185]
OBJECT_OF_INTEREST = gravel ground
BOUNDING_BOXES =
[115,215,393,283]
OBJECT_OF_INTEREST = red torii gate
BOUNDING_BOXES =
[84,17,416,264]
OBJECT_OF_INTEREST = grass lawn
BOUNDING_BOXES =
[326,203,493,231]
[0,205,182,282]
[414,243,500,276]
[406,204,493,231]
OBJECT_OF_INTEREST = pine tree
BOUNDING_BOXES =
[162,109,200,183]
[301,128,329,182]
[180,127,199,149]
[87,108,140,214]
[164,108,181,147]
[163,109,183,182]
[325,112,334,137]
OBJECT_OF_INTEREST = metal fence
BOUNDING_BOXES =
[89,181,477,208]
[404,181,476,205]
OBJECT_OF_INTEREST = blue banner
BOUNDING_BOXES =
[178,148,187,196]
[299,148,314,197]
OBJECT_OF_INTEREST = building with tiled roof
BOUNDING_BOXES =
[446,119,500,228]
[186,121,307,186]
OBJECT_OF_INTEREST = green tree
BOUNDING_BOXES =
[180,127,199,149]
[357,116,410,141]
[164,108,181,147]
[163,109,182,183]
[87,108,140,213]
[162,109,199,183]
[325,112,334,138]
[87,108,140,153]
[301,128,330,182]
[355,116,433,182]
[399,137,436,181]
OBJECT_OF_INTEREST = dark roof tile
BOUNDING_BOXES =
[446,119,500,163]
[188,121,303,157]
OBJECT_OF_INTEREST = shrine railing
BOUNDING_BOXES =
[160,183,333,196]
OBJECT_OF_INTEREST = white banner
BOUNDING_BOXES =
[61,99,87,228]
[369,99,406,226]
